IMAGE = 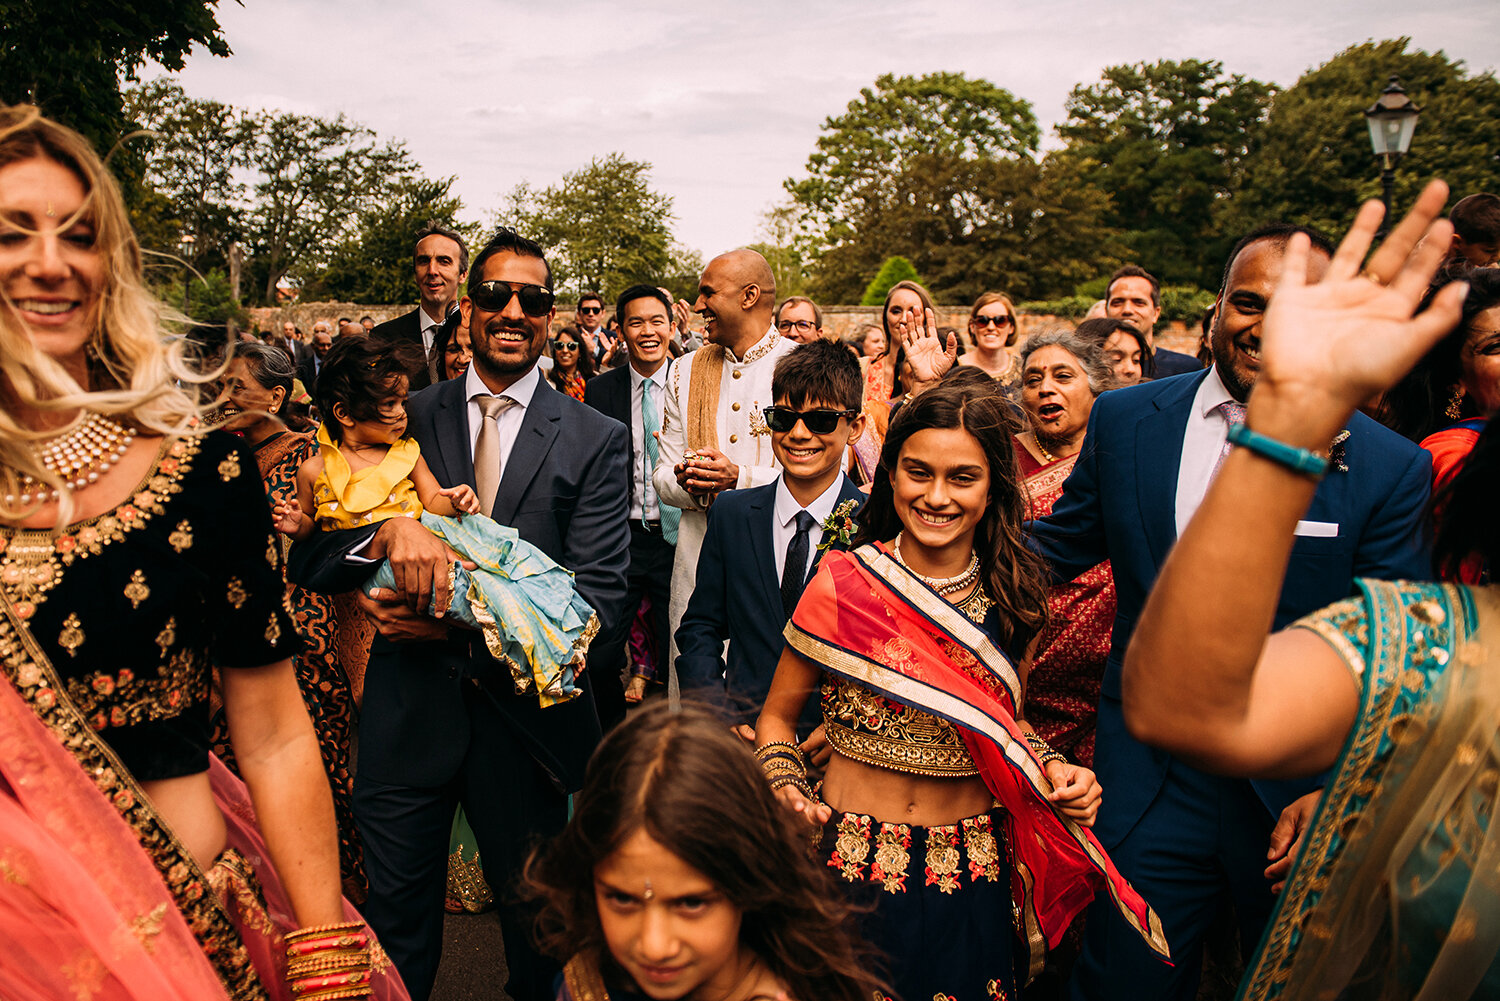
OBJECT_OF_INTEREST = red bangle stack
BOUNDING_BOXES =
[285,922,374,1000]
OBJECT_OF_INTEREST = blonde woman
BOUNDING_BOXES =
[0,105,404,1001]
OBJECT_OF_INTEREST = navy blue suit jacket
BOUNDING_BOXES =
[675,476,865,729]
[288,374,630,793]
[1028,370,1431,847]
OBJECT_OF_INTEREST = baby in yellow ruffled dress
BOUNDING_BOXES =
[273,338,597,706]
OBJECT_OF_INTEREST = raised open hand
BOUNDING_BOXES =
[902,307,958,390]
[1250,180,1468,446]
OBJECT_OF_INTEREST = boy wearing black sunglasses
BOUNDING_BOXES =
[676,339,867,740]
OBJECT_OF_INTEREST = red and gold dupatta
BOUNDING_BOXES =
[785,543,1169,964]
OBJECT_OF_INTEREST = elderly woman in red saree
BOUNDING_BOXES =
[1014,328,1118,768]
[0,105,404,1000]
[754,384,1166,1001]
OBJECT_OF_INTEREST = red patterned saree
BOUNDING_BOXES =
[784,543,1169,966]
[1016,443,1115,766]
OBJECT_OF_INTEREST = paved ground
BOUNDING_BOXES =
[431,910,511,1001]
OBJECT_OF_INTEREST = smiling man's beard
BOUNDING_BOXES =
[472,318,542,376]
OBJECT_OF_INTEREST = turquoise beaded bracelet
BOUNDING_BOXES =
[1226,422,1329,479]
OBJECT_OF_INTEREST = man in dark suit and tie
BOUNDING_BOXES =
[1106,264,1204,378]
[676,338,868,734]
[289,228,629,1001]
[369,220,469,392]
[582,284,678,728]
[295,320,333,390]
[1031,224,1432,1001]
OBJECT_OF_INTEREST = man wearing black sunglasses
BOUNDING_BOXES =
[290,228,629,1001]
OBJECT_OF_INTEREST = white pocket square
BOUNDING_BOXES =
[1294,520,1339,538]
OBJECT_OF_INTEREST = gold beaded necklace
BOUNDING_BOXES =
[7,412,135,507]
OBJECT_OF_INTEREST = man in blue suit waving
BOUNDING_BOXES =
[1031,224,1432,1001]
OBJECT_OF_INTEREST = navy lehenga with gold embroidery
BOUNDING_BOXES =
[786,543,1168,1001]
[1240,578,1500,1001]
[0,430,409,1000]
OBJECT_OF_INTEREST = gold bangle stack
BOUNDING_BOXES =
[284,921,374,1000]
[1024,732,1067,769]
[756,741,814,799]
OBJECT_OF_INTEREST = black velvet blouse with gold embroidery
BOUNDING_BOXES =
[0,430,298,781]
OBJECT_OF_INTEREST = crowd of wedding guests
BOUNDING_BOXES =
[4,99,1500,1001]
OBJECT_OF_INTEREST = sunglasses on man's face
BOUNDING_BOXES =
[551,339,580,351]
[469,280,556,317]
[578,305,602,314]
[763,406,858,434]
[972,314,1014,328]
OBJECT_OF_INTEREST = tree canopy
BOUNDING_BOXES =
[1227,39,1500,241]
[0,0,230,153]
[505,154,685,299]
[786,72,1040,253]
[1057,58,1275,288]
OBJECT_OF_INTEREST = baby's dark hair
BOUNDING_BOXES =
[1450,192,1500,244]
[524,700,881,1001]
[772,338,863,411]
[313,336,417,440]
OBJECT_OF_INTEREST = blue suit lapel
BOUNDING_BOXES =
[1134,373,1207,570]
[746,488,783,616]
[492,380,562,524]
[428,378,474,489]
[811,477,866,572]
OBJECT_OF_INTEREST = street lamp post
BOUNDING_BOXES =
[178,233,196,317]
[1363,75,1421,239]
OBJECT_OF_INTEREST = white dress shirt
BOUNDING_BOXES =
[465,364,541,478]
[771,475,844,583]
[1174,366,1238,536]
[630,359,670,521]
[419,305,446,357]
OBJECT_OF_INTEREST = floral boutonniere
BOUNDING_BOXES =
[817,499,860,552]
[1328,430,1350,474]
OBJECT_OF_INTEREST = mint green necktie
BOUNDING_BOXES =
[642,376,679,544]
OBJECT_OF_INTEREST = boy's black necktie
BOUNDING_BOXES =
[781,511,817,618]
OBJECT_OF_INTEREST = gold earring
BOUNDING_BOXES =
[1445,386,1464,421]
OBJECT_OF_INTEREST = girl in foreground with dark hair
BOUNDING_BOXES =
[526,700,880,1001]
[273,337,598,706]
[754,385,1167,1000]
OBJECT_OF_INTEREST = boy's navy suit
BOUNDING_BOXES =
[676,475,865,729]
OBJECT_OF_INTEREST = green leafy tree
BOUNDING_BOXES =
[1057,59,1275,287]
[749,202,811,299]
[860,256,921,306]
[0,0,230,154]
[786,72,1040,253]
[305,175,469,305]
[122,79,252,271]
[159,267,248,327]
[246,111,417,304]
[1228,39,1500,244]
[505,154,677,299]
[815,153,1124,305]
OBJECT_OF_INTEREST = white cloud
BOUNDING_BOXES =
[158,0,1499,259]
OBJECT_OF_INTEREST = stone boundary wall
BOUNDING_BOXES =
[250,303,1200,357]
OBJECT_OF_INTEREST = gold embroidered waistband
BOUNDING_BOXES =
[824,810,1007,896]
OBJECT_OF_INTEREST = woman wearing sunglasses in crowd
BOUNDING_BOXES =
[959,291,1024,393]
[547,324,596,402]
[753,382,1166,1001]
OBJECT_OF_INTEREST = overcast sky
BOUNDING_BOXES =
[156,0,1498,260]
